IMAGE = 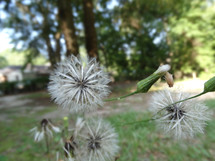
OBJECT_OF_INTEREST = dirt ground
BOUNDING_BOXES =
[0,79,215,122]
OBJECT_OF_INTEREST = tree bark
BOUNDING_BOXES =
[83,0,98,59]
[57,0,79,56]
[39,2,62,67]
[54,31,61,62]
[45,35,56,67]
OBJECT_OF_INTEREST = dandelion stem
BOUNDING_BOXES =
[169,92,205,105]
[45,133,49,154]
[118,92,207,126]
[104,91,138,102]
[44,132,51,161]
[154,92,206,118]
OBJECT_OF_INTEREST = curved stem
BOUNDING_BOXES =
[116,92,206,127]
[153,92,206,118]
[45,133,49,153]
[44,133,51,161]
[104,91,138,102]
[169,92,205,106]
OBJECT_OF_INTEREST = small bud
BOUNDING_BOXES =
[165,72,174,87]
[136,64,171,93]
[203,76,215,93]
[63,117,68,121]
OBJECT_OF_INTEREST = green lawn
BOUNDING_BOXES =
[108,108,215,161]
[0,93,215,161]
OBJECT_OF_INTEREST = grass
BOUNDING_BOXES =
[19,91,50,99]
[0,117,46,161]
[0,91,215,161]
[108,110,215,161]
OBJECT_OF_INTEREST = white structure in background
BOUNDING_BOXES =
[24,63,50,74]
[0,66,23,83]
[0,65,50,83]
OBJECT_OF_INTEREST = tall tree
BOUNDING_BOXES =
[2,0,62,67]
[83,0,98,58]
[39,1,62,66]
[57,0,79,56]
[168,0,215,77]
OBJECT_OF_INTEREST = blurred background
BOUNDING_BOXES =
[0,0,215,161]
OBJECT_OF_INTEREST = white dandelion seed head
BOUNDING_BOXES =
[150,89,211,139]
[29,126,45,142]
[47,120,61,133]
[48,55,110,113]
[68,117,85,139]
[74,117,85,137]
[29,119,61,142]
[51,125,61,133]
[77,119,119,161]
[76,117,85,130]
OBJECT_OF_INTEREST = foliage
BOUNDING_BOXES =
[0,56,8,68]
[1,0,63,66]
[1,0,215,79]
[0,76,49,95]
[0,49,48,67]
[168,1,215,77]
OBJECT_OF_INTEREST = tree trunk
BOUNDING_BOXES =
[57,0,79,56]
[39,2,62,67]
[45,35,56,67]
[55,31,61,62]
[83,0,98,59]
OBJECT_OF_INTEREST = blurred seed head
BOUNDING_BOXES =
[77,118,119,161]
[150,89,211,139]
[30,118,61,142]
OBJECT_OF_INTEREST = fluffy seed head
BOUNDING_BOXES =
[78,119,119,161]
[150,89,211,139]
[48,55,110,113]
[30,118,60,142]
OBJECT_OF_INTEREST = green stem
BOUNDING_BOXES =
[169,92,205,106]
[44,132,51,161]
[45,133,49,154]
[153,92,206,118]
[116,92,206,127]
[104,91,138,102]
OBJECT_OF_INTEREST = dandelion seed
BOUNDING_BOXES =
[73,117,85,137]
[150,89,211,139]
[78,119,119,161]
[48,55,110,112]
[30,118,61,142]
